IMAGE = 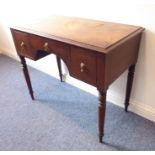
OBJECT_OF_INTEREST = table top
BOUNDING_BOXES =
[11,15,143,53]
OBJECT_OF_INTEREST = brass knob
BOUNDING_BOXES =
[20,41,25,49]
[43,42,49,51]
[80,62,85,72]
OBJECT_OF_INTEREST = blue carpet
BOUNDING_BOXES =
[0,54,155,151]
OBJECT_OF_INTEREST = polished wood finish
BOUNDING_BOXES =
[56,56,63,82]
[125,65,135,112]
[10,15,144,142]
[11,16,143,53]
[19,55,34,100]
[98,91,106,143]
[70,46,97,86]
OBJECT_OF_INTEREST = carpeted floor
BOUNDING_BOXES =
[0,54,155,151]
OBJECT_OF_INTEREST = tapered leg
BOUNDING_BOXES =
[19,56,34,100]
[56,56,63,82]
[125,65,135,112]
[98,91,107,143]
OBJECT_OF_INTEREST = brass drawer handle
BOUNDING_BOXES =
[80,62,85,72]
[43,42,49,51]
[20,41,25,49]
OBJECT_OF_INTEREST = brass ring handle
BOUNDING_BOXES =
[80,62,85,72]
[43,42,49,51]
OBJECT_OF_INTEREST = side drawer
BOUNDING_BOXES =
[11,30,50,60]
[11,30,34,59]
[70,46,97,86]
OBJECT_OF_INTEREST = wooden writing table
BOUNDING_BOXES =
[10,16,144,142]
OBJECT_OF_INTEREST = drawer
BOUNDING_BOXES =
[11,30,33,58]
[11,30,49,60]
[29,34,49,52]
[70,46,97,86]
[29,34,69,59]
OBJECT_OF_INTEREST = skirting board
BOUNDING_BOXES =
[0,49,19,60]
[108,90,155,123]
[65,76,155,123]
[2,51,155,123]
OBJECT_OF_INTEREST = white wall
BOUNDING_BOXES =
[0,0,155,122]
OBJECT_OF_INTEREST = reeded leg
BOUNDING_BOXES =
[56,56,63,82]
[125,65,135,112]
[19,55,34,100]
[98,91,107,143]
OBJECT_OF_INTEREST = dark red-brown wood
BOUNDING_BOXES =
[98,91,106,143]
[19,55,34,100]
[70,46,97,86]
[56,56,63,82]
[125,65,135,112]
[10,15,144,143]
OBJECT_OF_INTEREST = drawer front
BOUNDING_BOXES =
[12,30,33,58]
[29,34,47,51]
[29,34,69,59]
[70,46,97,86]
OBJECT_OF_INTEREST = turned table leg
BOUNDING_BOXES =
[125,65,135,112]
[56,56,63,82]
[98,90,107,143]
[19,55,34,100]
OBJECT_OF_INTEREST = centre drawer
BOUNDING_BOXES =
[29,34,69,59]
[70,46,97,86]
